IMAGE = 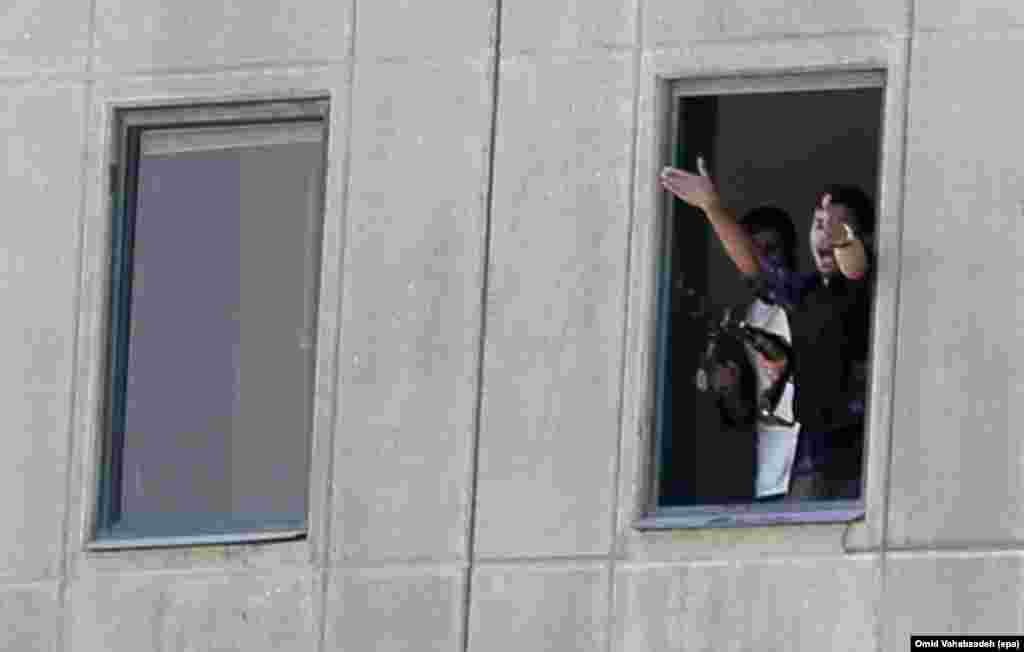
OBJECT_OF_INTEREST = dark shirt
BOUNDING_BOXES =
[754,258,873,473]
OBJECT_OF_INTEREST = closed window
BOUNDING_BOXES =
[94,100,329,545]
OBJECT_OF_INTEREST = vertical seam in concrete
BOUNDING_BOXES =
[316,2,359,651]
[875,3,915,650]
[56,2,100,649]
[461,1,503,650]
[605,2,646,651]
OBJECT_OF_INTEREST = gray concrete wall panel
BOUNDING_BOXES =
[0,83,86,582]
[646,0,910,50]
[92,0,352,73]
[331,59,490,563]
[468,563,609,651]
[354,0,494,60]
[619,525,855,564]
[916,2,1024,30]
[500,0,638,55]
[0,582,59,651]
[0,0,90,75]
[614,557,880,651]
[73,539,311,577]
[69,571,318,652]
[887,28,1024,547]
[882,552,1024,644]
[324,566,464,651]
[475,52,634,558]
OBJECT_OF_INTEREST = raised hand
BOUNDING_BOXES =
[659,156,720,212]
[659,157,761,277]
[822,194,851,246]
[820,191,869,280]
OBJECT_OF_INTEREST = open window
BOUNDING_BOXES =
[92,99,329,547]
[643,71,884,528]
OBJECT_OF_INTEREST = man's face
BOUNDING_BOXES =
[810,202,859,275]
[750,228,788,269]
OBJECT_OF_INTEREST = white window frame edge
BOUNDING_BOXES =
[618,36,909,553]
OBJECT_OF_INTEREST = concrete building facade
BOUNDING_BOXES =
[1,0,1022,649]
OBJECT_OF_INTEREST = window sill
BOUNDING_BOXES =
[634,500,864,530]
[87,529,306,551]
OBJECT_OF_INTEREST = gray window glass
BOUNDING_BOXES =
[98,116,326,542]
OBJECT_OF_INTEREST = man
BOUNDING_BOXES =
[661,159,873,500]
[710,206,803,501]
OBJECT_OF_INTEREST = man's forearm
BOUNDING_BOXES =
[704,201,762,277]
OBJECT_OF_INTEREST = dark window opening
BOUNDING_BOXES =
[649,77,884,526]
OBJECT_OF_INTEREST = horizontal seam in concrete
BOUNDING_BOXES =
[68,566,314,582]
[646,27,909,51]
[0,579,63,591]
[70,556,468,576]
[474,562,612,574]
[88,57,350,78]
[356,52,494,67]
[0,574,65,588]
[0,72,100,87]
[68,566,320,581]
[617,554,882,571]
[615,548,881,564]
[500,43,638,57]
[475,554,611,566]
[911,23,1024,37]
[885,542,1024,555]
[324,561,470,573]
[499,50,639,67]
[327,557,470,569]
[62,547,1024,575]
[67,569,319,581]
[0,53,89,68]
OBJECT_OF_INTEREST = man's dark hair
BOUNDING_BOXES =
[740,205,797,269]
[817,184,876,236]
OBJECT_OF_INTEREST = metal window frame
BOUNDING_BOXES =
[140,122,325,156]
[92,98,331,549]
[643,69,886,530]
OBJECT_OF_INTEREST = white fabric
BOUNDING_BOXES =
[744,299,801,498]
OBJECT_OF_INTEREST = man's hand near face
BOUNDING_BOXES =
[821,193,869,281]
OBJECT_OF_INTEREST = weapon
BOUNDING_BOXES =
[683,287,794,426]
